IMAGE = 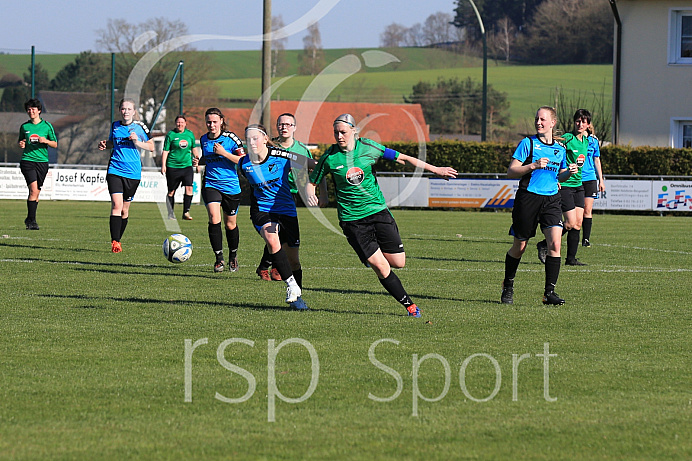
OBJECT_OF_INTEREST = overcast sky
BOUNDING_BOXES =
[1,0,458,54]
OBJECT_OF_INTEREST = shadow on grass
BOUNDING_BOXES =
[0,241,100,253]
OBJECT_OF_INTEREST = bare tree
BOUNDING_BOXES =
[422,12,454,46]
[488,16,517,62]
[271,15,289,78]
[298,22,325,76]
[404,23,424,47]
[380,23,409,48]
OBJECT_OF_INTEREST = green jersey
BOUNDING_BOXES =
[560,132,587,187]
[310,138,398,222]
[275,138,313,194]
[163,128,196,168]
[18,119,56,163]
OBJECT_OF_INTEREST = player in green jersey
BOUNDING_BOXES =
[255,113,328,282]
[306,114,457,318]
[18,99,58,230]
[161,115,200,220]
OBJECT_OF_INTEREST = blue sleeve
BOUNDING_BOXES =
[591,137,600,158]
[512,138,531,163]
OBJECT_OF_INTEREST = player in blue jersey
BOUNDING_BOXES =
[501,106,577,306]
[581,126,605,248]
[98,98,154,253]
[223,123,314,309]
[192,108,245,273]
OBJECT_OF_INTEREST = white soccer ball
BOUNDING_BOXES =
[163,234,193,263]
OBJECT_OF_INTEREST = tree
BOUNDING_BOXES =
[95,17,211,131]
[50,51,108,92]
[380,23,409,48]
[298,23,325,76]
[452,0,544,42]
[517,0,612,64]
[405,77,510,139]
[422,12,455,45]
[271,15,289,78]
[0,63,50,112]
[488,16,517,62]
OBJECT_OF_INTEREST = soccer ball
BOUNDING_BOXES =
[163,234,193,263]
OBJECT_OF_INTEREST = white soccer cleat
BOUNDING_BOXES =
[286,284,302,303]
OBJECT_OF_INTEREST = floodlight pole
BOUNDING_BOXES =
[261,0,272,136]
[179,61,184,115]
[151,61,184,132]
[110,53,115,126]
[469,0,487,141]
[31,46,35,98]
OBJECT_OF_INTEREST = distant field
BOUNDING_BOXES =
[0,201,689,460]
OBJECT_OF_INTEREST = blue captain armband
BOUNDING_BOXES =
[383,148,398,161]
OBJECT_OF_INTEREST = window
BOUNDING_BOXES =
[669,9,692,64]
[671,119,692,148]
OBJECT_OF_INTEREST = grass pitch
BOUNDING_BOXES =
[0,201,690,460]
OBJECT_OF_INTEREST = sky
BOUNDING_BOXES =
[1,0,459,54]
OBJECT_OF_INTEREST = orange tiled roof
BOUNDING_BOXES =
[183,101,429,144]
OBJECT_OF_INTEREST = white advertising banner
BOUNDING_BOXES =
[52,169,110,201]
[428,178,518,208]
[592,180,652,211]
[652,180,692,212]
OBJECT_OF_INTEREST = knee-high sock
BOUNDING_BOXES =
[582,217,593,241]
[166,195,175,215]
[225,226,239,259]
[208,222,223,259]
[271,248,293,281]
[183,194,193,214]
[504,252,521,286]
[27,200,38,221]
[119,217,128,239]
[545,256,561,294]
[292,268,303,288]
[109,215,121,242]
[258,246,273,270]
[566,229,580,260]
[378,271,414,307]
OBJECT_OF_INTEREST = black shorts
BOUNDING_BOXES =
[339,209,404,265]
[560,185,585,212]
[511,189,563,241]
[250,210,300,248]
[202,188,241,216]
[166,166,193,192]
[107,174,140,202]
[583,180,598,199]
[20,160,49,189]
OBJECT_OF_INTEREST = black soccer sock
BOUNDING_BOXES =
[119,217,128,240]
[544,256,561,294]
[271,248,293,281]
[226,226,239,259]
[109,215,122,242]
[562,227,568,236]
[582,217,593,241]
[567,229,580,260]
[26,200,38,221]
[208,222,223,259]
[166,195,175,215]
[504,252,521,287]
[378,271,414,308]
[292,268,303,289]
[183,194,193,214]
[258,246,273,271]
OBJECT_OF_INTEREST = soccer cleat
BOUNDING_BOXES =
[536,240,548,264]
[229,256,239,272]
[168,214,176,220]
[111,240,122,253]
[286,284,302,303]
[28,220,39,230]
[182,212,193,220]
[501,284,514,304]
[24,217,31,229]
[565,258,587,266]
[270,267,282,281]
[256,267,271,281]
[406,304,421,318]
[214,260,225,272]
[290,296,310,310]
[582,238,591,248]
[542,291,565,305]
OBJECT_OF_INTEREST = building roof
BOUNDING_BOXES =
[183,101,430,144]
[38,91,107,116]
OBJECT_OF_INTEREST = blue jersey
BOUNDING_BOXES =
[107,121,149,179]
[238,147,307,217]
[200,131,244,195]
[513,136,567,196]
[581,135,601,182]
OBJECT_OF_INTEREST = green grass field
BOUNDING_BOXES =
[1,200,689,460]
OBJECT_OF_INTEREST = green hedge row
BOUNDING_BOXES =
[314,140,692,176]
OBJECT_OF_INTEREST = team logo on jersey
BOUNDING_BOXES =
[179,139,188,149]
[268,163,278,174]
[576,154,585,167]
[346,167,364,185]
[29,134,40,144]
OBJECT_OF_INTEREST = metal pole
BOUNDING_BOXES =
[110,53,115,127]
[468,0,487,141]
[31,46,35,98]
[179,61,184,115]
[261,0,272,136]
[150,62,183,131]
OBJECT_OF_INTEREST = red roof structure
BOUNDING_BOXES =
[184,101,430,144]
